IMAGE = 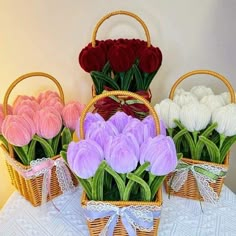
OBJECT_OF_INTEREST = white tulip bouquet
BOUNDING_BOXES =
[156,70,236,203]
[155,85,236,164]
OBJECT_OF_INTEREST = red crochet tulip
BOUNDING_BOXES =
[79,44,107,72]
[138,46,162,73]
[108,43,135,72]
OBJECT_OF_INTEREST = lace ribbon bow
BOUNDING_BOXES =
[2,148,75,205]
[84,201,161,236]
[168,160,227,203]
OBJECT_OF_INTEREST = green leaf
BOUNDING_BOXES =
[132,64,144,90]
[13,146,28,165]
[0,135,9,151]
[52,131,62,155]
[143,70,158,91]
[150,175,166,200]
[174,120,196,158]
[76,176,92,200]
[122,68,133,90]
[173,128,188,144]
[199,136,221,163]
[90,73,103,95]
[28,139,37,163]
[123,162,150,200]
[220,135,236,164]
[127,173,151,201]
[92,161,106,200]
[32,135,54,157]
[60,150,67,163]
[61,127,72,147]
[104,164,126,200]
[195,123,218,160]
[102,61,111,75]
[91,71,120,90]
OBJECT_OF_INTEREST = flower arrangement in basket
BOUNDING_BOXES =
[78,10,162,120]
[154,70,236,203]
[0,72,85,206]
[64,91,181,236]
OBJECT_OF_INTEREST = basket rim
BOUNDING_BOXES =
[81,187,163,208]
[180,152,229,168]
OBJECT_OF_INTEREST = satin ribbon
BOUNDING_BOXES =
[84,201,161,236]
[1,147,75,205]
[168,160,227,203]
[93,88,152,119]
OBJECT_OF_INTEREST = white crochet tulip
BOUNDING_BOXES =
[173,91,198,107]
[180,103,211,132]
[190,85,214,100]
[174,87,186,96]
[220,92,236,105]
[212,104,236,137]
[155,99,181,129]
[200,95,226,112]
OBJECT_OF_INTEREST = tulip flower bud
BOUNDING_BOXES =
[155,99,181,129]
[190,85,214,100]
[104,134,139,174]
[62,101,85,131]
[67,140,104,179]
[140,135,178,175]
[34,107,62,139]
[212,104,236,137]
[173,91,198,107]
[180,103,211,132]
[200,95,225,112]
[2,114,35,146]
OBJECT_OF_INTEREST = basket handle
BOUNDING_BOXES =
[91,10,151,47]
[3,72,65,116]
[79,90,160,139]
[169,70,235,103]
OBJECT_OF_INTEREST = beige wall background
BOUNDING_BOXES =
[0,0,236,207]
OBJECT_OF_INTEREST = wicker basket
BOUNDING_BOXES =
[79,91,163,236]
[90,10,154,120]
[1,72,78,207]
[164,69,235,202]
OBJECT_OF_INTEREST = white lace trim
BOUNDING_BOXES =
[168,160,228,203]
[86,201,161,234]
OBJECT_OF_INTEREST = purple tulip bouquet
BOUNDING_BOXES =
[65,111,180,201]
[0,90,85,166]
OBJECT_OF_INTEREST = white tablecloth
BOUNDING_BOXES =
[0,185,236,236]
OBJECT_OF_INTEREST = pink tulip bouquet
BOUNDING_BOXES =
[65,111,180,201]
[0,90,85,166]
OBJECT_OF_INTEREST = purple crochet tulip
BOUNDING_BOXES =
[104,133,139,174]
[122,118,148,145]
[75,112,104,138]
[85,120,119,149]
[140,135,177,176]
[107,111,133,133]
[142,115,167,137]
[67,140,104,179]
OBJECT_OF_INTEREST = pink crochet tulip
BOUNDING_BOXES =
[2,114,35,146]
[37,90,61,103]
[13,100,40,119]
[13,95,37,109]
[0,104,13,116]
[34,107,62,139]
[62,101,85,131]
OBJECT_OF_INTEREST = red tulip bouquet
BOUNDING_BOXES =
[0,91,85,166]
[79,39,162,95]
[78,10,163,120]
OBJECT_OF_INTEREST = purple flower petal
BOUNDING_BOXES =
[108,111,132,133]
[140,135,177,175]
[67,140,104,179]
